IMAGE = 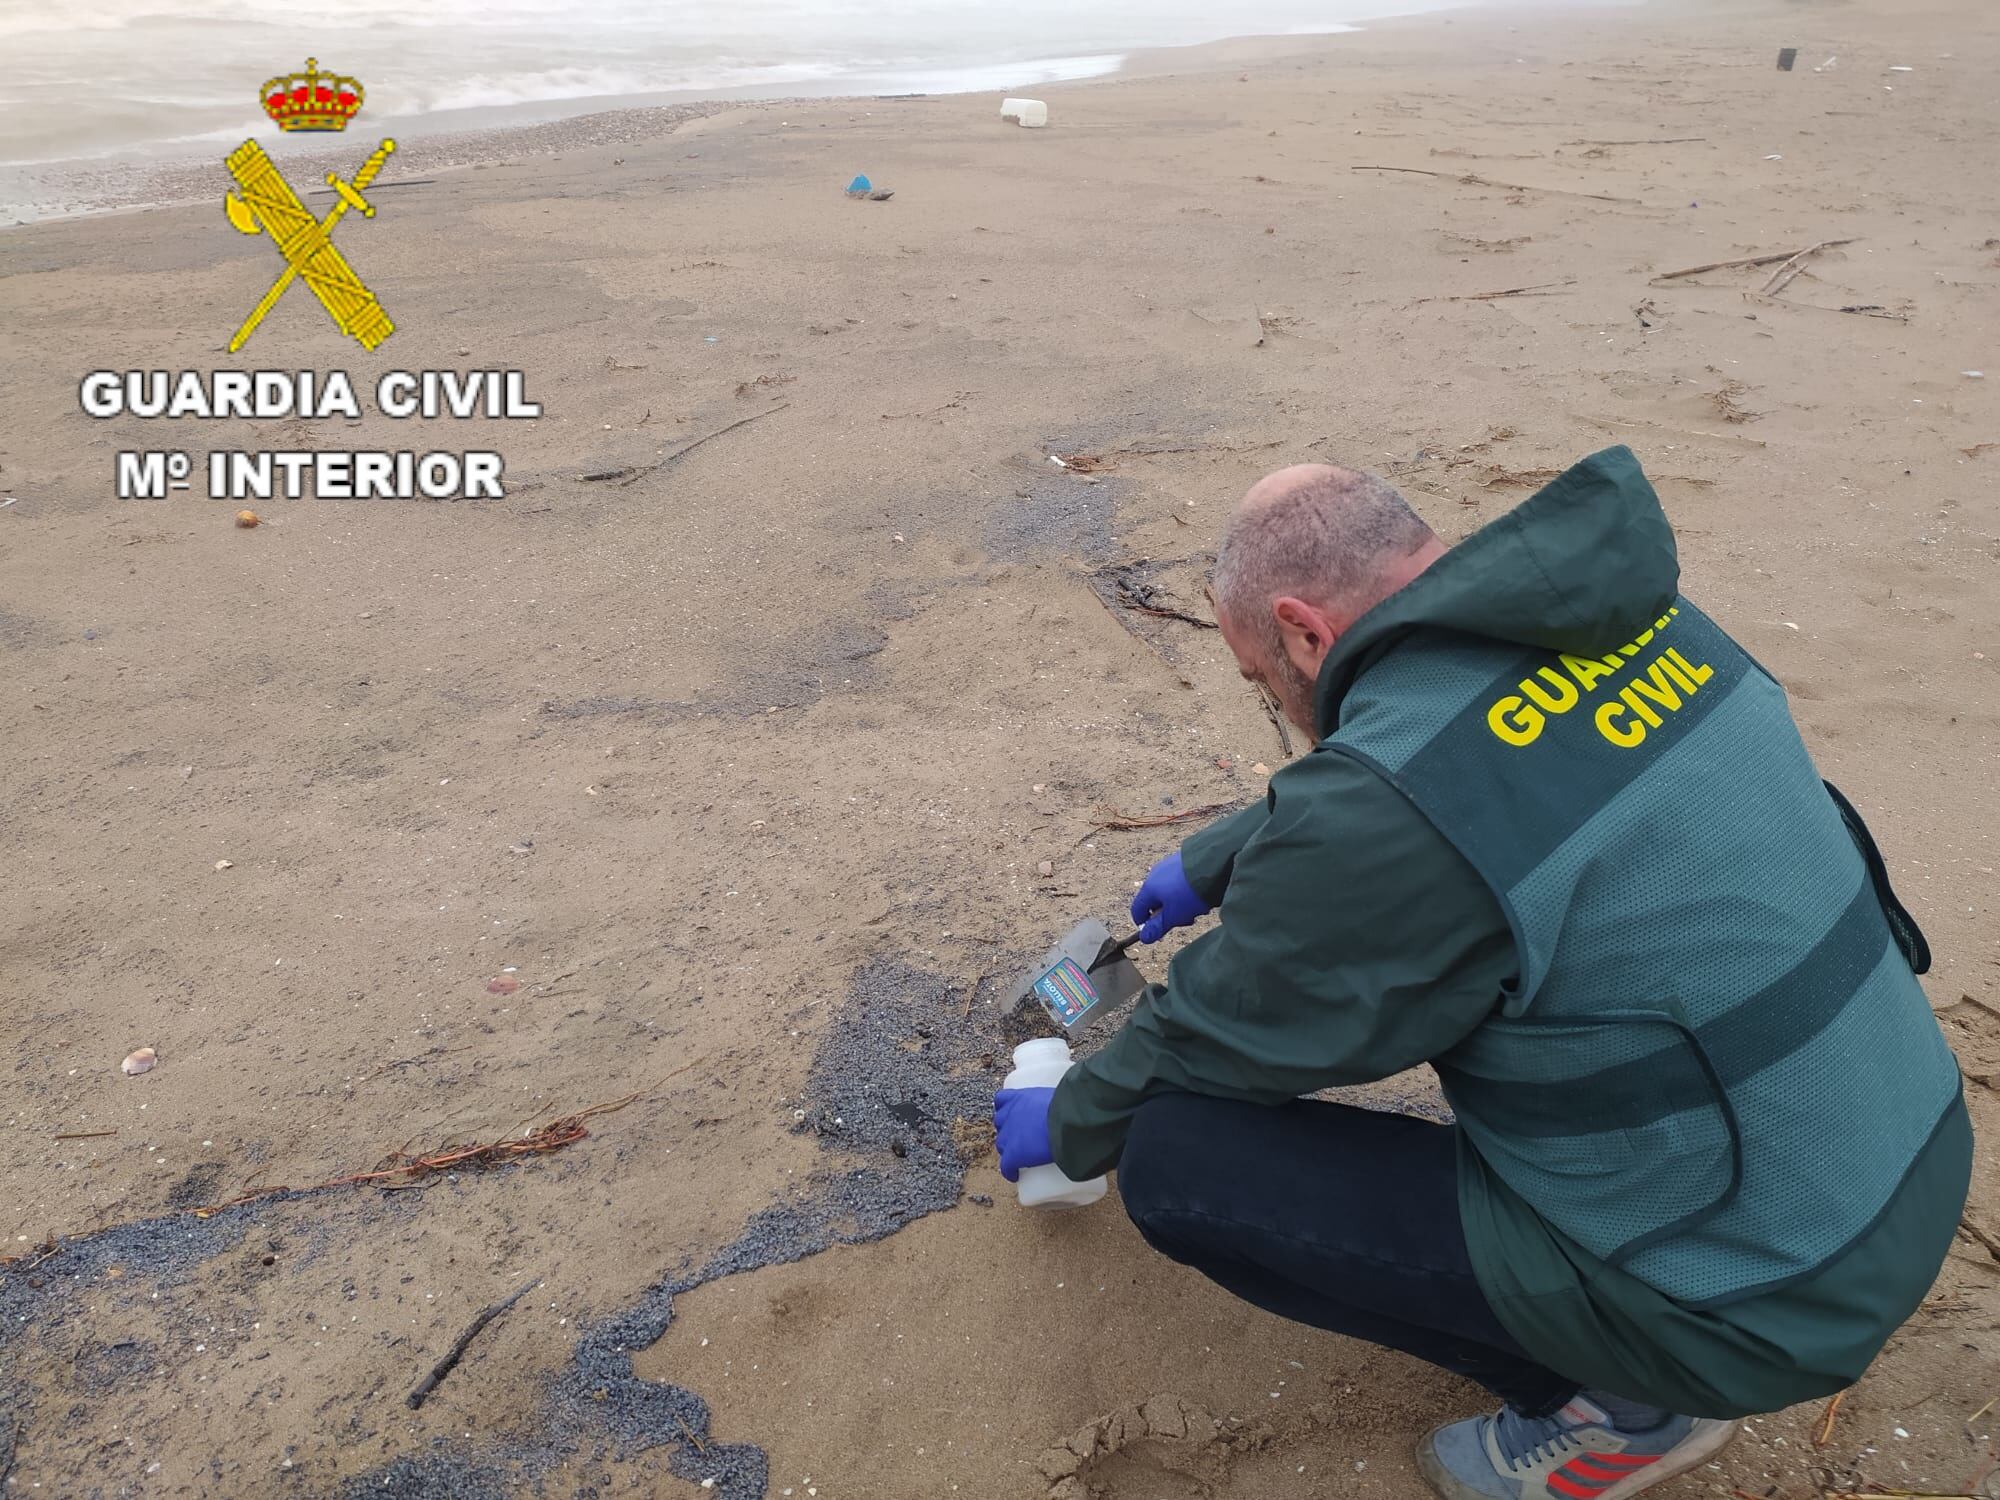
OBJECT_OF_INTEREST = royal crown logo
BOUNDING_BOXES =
[261,58,364,132]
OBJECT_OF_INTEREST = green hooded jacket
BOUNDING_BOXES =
[1047,447,1971,1417]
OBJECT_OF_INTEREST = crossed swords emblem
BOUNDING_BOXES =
[224,137,397,352]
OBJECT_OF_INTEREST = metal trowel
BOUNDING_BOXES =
[1010,917,1150,1036]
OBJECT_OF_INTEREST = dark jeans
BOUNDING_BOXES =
[1117,1091,1580,1416]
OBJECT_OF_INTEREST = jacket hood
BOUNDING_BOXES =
[1314,445,1681,736]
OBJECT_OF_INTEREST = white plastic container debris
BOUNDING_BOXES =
[1004,1038,1107,1208]
[1000,97,1049,128]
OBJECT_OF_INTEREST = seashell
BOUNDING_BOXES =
[487,975,519,995]
[235,510,261,528]
[122,1047,157,1076]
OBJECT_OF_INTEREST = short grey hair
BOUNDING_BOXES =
[1212,467,1435,630]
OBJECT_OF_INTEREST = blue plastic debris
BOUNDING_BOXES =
[846,174,871,194]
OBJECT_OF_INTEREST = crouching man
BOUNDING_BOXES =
[992,447,1970,1500]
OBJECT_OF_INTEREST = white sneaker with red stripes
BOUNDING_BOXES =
[1417,1394,1740,1500]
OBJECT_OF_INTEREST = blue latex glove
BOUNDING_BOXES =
[993,1087,1056,1182]
[1130,849,1212,943]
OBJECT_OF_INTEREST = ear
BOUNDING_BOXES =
[1271,595,1341,678]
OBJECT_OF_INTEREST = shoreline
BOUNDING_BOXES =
[0,16,1404,228]
[0,98,763,230]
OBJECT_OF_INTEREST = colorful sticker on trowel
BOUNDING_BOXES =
[1033,957,1099,1028]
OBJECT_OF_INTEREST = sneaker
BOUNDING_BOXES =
[1416,1394,1739,1500]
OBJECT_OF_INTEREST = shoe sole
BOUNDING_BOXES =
[1415,1415,1742,1500]
[1596,1418,1741,1500]
[1415,1430,1490,1500]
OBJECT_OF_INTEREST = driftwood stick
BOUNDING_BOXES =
[1759,239,1847,296]
[663,402,790,466]
[407,1274,541,1409]
[1351,165,1637,204]
[1090,801,1240,833]
[1960,1216,2000,1266]
[1653,239,1857,283]
[1418,279,1577,304]
[1564,137,1707,146]
[1112,439,1283,459]
[1255,684,1296,758]
[1969,1395,1999,1445]
[1123,600,1218,628]
[1461,172,1640,205]
[613,403,791,487]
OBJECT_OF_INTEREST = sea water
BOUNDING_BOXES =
[0,0,1528,177]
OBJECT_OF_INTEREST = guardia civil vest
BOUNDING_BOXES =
[1326,599,1959,1308]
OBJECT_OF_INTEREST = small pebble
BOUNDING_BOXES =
[236,510,261,528]
[214,859,233,871]
[487,975,520,995]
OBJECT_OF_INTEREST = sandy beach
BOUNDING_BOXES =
[2,0,1998,1494]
